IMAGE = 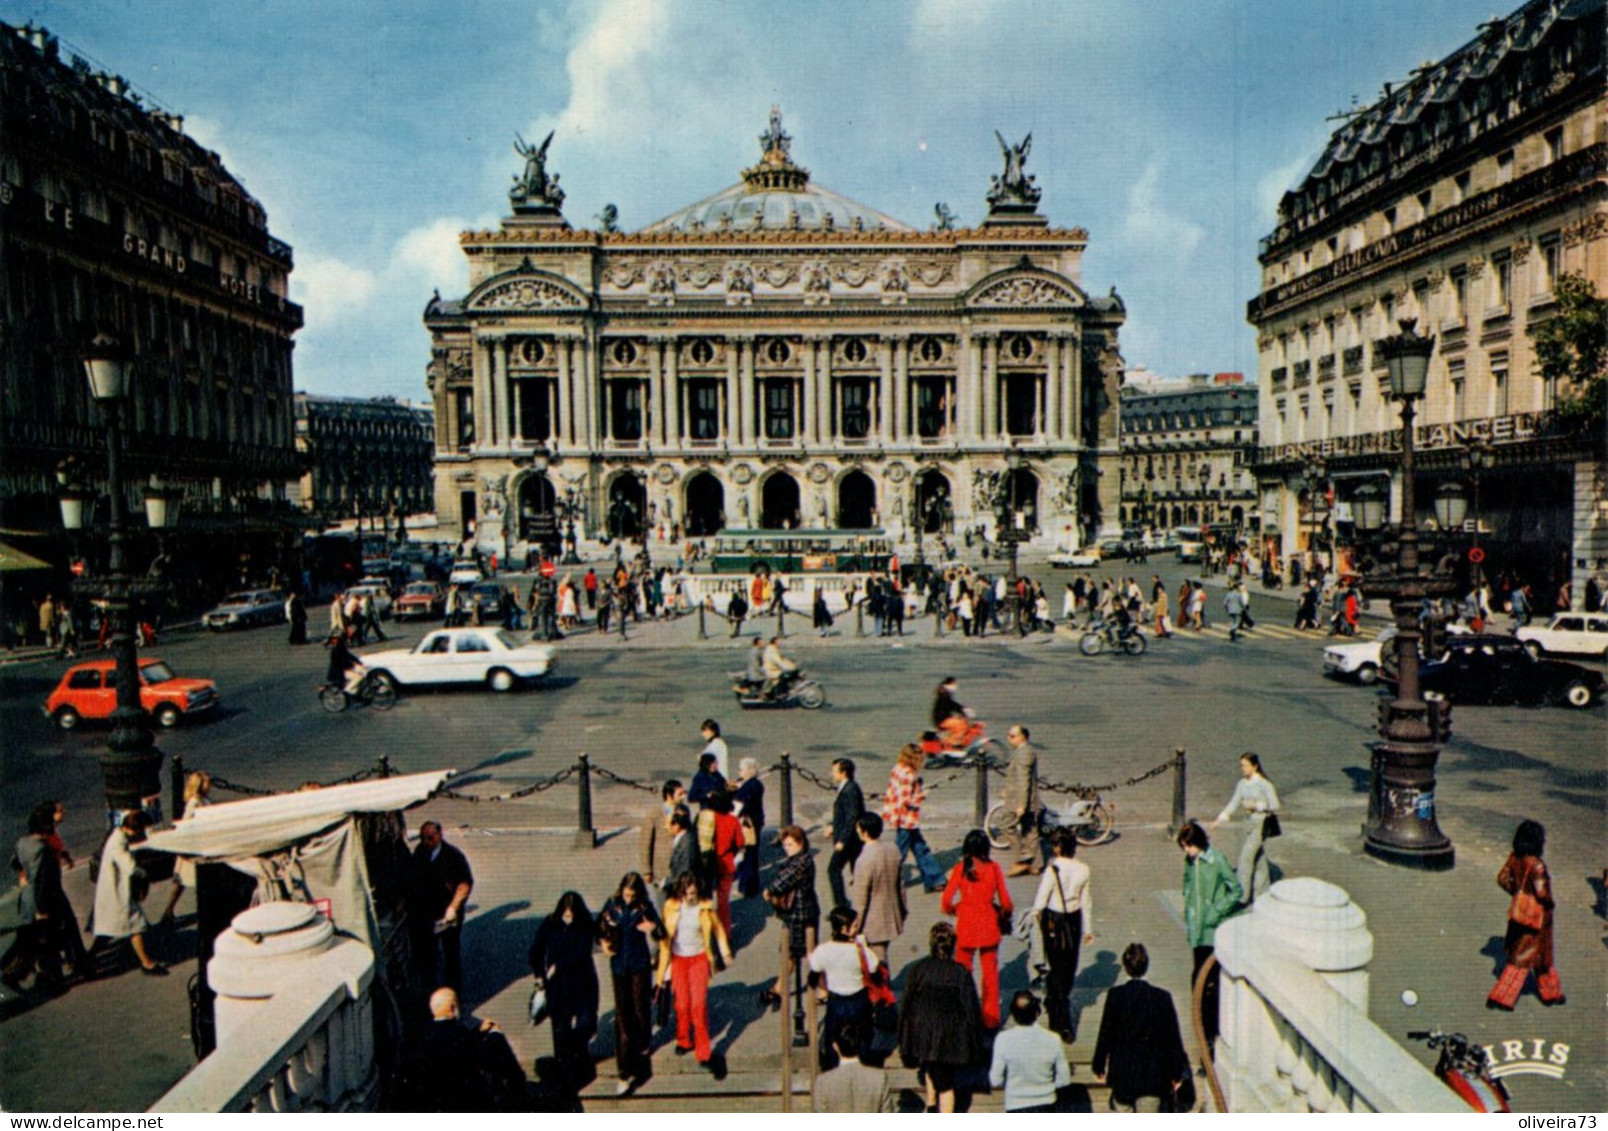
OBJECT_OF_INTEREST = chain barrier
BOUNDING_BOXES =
[789,762,840,793]
[1033,754,1179,797]
[209,765,377,797]
[208,775,277,797]
[435,765,577,804]
[591,763,660,793]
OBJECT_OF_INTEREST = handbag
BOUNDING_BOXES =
[653,982,671,1028]
[528,981,549,1026]
[740,816,758,847]
[1261,812,1282,839]
[1509,861,1545,930]
[856,939,897,1009]
[1042,865,1079,952]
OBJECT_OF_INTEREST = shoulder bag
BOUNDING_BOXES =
[1042,863,1078,953]
[993,862,1015,936]
[1509,861,1545,930]
[1261,811,1282,839]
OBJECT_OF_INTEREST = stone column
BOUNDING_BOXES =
[664,338,681,447]
[878,337,894,443]
[816,337,834,445]
[495,338,513,447]
[648,339,664,446]
[802,337,818,444]
[1062,335,1078,441]
[982,334,1000,441]
[510,377,523,443]
[725,340,740,444]
[738,337,756,446]
[961,331,979,442]
[1069,339,1083,445]
[1045,334,1061,442]
[893,334,911,444]
[556,338,573,447]
[471,338,492,451]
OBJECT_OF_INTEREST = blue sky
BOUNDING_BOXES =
[11,0,1505,399]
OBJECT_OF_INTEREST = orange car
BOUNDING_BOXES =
[45,658,220,731]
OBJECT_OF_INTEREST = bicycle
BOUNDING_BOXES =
[985,790,1116,849]
[319,672,398,714]
[1079,618,1147,656]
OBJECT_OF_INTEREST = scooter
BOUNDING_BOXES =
[1406,1028,1510,1112]
[729,668,826,710]
[918,721,1005,768]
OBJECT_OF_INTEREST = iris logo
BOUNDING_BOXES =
[1484,1038,1570,1080]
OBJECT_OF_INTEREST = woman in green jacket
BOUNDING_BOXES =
[1177,820,1243,1051]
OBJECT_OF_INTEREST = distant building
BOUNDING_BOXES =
[1118,373,1259,532]
[1246,0,1605,605]
[294,394,435,525]
[423,109,1127,556]
[0,22,305,589]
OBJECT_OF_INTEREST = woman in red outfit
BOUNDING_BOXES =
[1488,819,1564,1009]
[940,829,1014,1029]
[703,789,744,938]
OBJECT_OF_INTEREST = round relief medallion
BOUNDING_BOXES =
[656,463,677,485]
[808,462,831,484]
[731,463,755,485]
[885,462,908,483]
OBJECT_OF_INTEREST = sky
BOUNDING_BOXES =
[8,0,1510,401]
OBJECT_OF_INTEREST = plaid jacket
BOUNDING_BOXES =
[881,762,925,830]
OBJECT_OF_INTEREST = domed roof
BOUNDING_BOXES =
[637,108,913,235]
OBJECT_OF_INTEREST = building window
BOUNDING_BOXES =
[1497,150,1514,184]
[1416,189,1432,218]
[915,377,948,438]
[1453,171,1470,203]
[1491,358,1509,416]
[1382,206,1396,234]
[1450,268,1467,322]
[764,379,794,439]
[610,380,643,441]
[1449,363,1467,421]
[840,378,872,439]
[1545,127,1563,164]
[688,378,721,439]
[1491,254,1511,309]
[518,379,552,441]
[1538,233,1561,295]
[1004,375,1040,437]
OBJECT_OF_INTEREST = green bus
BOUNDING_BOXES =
[708,529,894,575]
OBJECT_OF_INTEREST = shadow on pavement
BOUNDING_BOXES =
[464,900,534,1013]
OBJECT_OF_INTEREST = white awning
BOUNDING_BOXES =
[140,769,454,860]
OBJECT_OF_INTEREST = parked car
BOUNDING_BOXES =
[1515,612,1608,662]
[1048,547,1102,569]
[1382,635,1604,710]
[45,658,220,730]
[393,581,446,621]
[448,562,483,586]
[203,589,285,631]
[361,628,556,692]
[1324,623,1469,684]
[345,583,394,619]
[1096,539,1133,560]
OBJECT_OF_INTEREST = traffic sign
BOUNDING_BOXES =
[1468,547,1486,564]
[539,559,557,578]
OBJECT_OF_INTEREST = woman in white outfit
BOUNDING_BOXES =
[1030,828,1093,1042]
[1212,753,1280,902]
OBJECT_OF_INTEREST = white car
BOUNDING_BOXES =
[1048,548,1102,569]
[203,589,285,631]
[362,628,556,692]
[448,562,483,586]
[1323,623,1469,684]
[1516,612,1608,661]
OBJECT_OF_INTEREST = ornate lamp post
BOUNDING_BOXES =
[635,469,653,571]
[66,333,180,828]
[560,486,584,566]
[1358,318,1456,869]
[533,450,560,642]
[993,448,1029,633]
[1459,437,1493,589]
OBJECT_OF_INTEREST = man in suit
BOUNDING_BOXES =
[813,1025,891,1113]
[640,779,685,888]
[849,813,906,964]
[1092,942,1192,1113]
[1003,725,1042,876]
[409,822,474,993]
[828,758,865,910]
[664,808,696,894]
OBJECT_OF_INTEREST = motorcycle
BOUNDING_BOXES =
[986,790,1115,849]
[1079,617,1147,656]
[1406,1028,1510,1112]
[918,719,1005,768]
[729,668,826,710]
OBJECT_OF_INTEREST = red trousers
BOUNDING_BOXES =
[1488,963,1563,1008]
[670,953,713,1062]
[955,944,1002,1029]
[714,873,734,937]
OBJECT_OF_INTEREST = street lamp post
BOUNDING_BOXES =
[636,470,652,571]
[68,333,179,828]
[994,449,1028,635]
[1358,318,1456,869]
[533,451,560,642]
[560,487,583,566]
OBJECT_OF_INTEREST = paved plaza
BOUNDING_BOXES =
[1,556,1604,1112]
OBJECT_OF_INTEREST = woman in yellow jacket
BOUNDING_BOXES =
[657,871,734,1068]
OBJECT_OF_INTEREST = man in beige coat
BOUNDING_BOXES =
[1003,725,1041,876]
[849,813,906,963]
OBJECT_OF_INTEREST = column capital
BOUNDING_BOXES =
[975,330,1002,343]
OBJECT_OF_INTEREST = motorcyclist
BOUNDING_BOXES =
[325,632,366,696]
[742,637,765,689]
[931,676,974,750]
[761,636,797,699]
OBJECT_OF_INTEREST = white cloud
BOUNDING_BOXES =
[545,0,673,141]
[291,254,377,322]
[1256,149,1315,224]
[910,0,1010,40]
[388,217,476,294]
[1120,159,1205,260]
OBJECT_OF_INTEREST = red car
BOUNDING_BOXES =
[45,658,220,731]
[393,581,446,621]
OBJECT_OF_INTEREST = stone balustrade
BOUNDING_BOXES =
[150,904,378,1114]
[1211,877,1464,1114]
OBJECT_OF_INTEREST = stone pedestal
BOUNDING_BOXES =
[209,903,341,1043]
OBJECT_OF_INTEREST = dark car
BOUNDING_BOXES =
[1385,635,1604,710]
[469,581,508,622]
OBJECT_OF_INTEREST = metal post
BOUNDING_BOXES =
[934,607,945,637]
[855,603,864,638]
[619,590,628,639]
[779,751,794,828]
[780,924,793,1112]
[170,753,186,822]
[698,601,708,640]
[1169,747,1187,835]
[377,754,391,780]
[794,924,812,1048]
[973,750,989,830]
[574,753,597,848]
[777,600,785,638]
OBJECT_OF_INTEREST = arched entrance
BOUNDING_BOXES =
[1231,505,1245,525]
[517,473,557,543]
[1002,468,1040,532]
[760,472,800,530]
[1170,504,1183,527]
[837,470,877,529]
[684,472,725,537]
[915,470,951,534]
[607,474,647,539]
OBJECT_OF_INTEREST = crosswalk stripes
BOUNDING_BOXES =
[1151,622,1381,644]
